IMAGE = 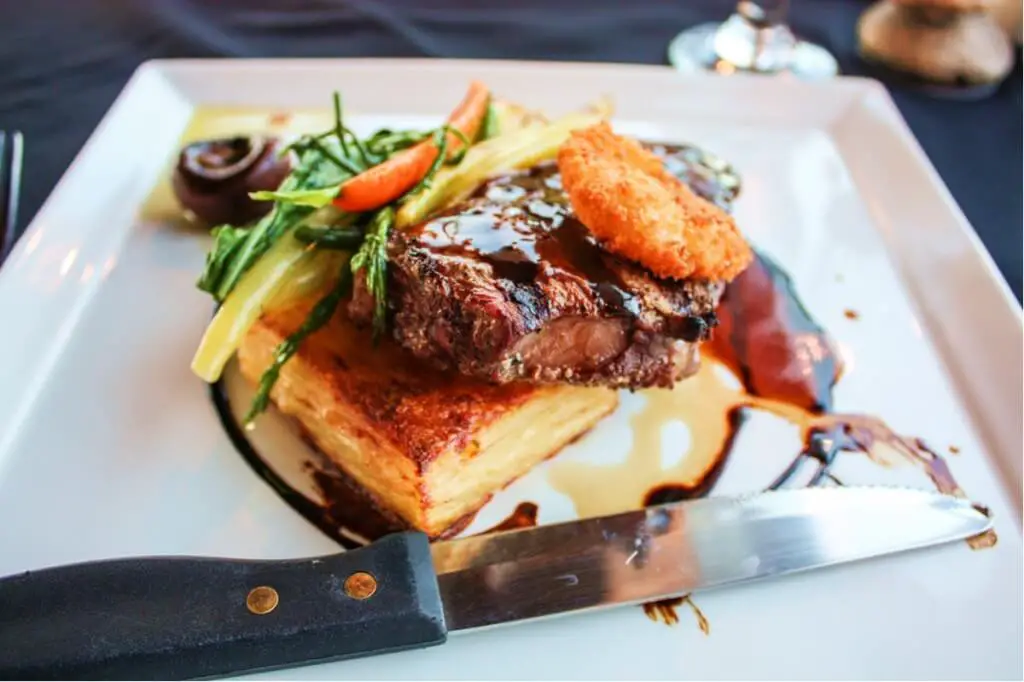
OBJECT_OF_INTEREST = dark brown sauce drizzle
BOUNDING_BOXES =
[647,143,740,210]
[643,407,746,506]
[210,383,364,550]
[211,383,537,549]
[636,251,996,626]
[642,595,709,633]
[307,464,407,548]
[407,143,728,330]
[209,141,995,638]
[708,251,842,414]
[482,502,540,534]
[411,162,642,317]
[677,251,996,545]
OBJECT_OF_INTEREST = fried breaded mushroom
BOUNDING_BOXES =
[558,123,753,282]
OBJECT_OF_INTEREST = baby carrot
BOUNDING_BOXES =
[332,81,490,213]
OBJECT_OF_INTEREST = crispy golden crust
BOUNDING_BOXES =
[237,300,619,536]
[251,303,543,470]
[557,123,753,282]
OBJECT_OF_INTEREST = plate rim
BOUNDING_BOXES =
[0,57,1019,513]
[0,57,1020,680]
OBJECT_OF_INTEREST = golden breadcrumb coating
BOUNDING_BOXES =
[557,122,753,282]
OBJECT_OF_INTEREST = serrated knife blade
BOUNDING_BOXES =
[0,487,991,680]
[432,486,991,632]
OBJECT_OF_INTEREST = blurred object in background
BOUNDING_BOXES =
[667,0,839,79]
[0,130,24,264]
[991,0,1023,43]
[857,0,1016,99]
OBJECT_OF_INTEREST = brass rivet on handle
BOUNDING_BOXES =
[246,586,279,615]
[344,571,377,600]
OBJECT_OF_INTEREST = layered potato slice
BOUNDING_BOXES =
[237,300,618,538]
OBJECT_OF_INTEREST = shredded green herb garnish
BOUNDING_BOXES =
[446,126,472,164]
[244,263,354,425]
[332,92,351,158]
[403,125,471,200]
[365,129,432,158]
[406,127,451,197]
[293,225,363,250]
[345,129,378,168]
[196,224,248,295]
[332,94,381,169]
[201,90,478,422]
[198,138,357,302]
[349,206,395,339]
[302,136,363,176]
[249,186,338,208]
[480,101,500,141]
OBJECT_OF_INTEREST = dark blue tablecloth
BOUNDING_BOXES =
[2,0,1020,299]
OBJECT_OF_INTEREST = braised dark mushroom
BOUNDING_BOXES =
[172,135,291,225]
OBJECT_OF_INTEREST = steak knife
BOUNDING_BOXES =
[0,486,990,680]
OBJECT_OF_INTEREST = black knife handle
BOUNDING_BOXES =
[0,531,447,680]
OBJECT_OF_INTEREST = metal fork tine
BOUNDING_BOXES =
[1,130,24,263]
[0,131,8,257]
[0,131,7,198]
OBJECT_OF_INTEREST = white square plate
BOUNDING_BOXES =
[0,59,1020,680]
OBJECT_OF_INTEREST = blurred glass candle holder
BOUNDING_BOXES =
[668,1,839,79]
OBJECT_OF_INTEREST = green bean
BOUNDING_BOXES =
[293,225,363,250]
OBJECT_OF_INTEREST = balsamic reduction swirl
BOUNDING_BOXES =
[408,144,735,321]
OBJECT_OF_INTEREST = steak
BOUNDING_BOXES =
[349,144,736,389]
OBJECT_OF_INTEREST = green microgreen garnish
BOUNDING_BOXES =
[349,206,395,340]
[293,225,363,250]
[201,90,478,424]
[243,263,354,425]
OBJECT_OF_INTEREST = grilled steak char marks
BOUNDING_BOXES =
[349,143,735,388]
